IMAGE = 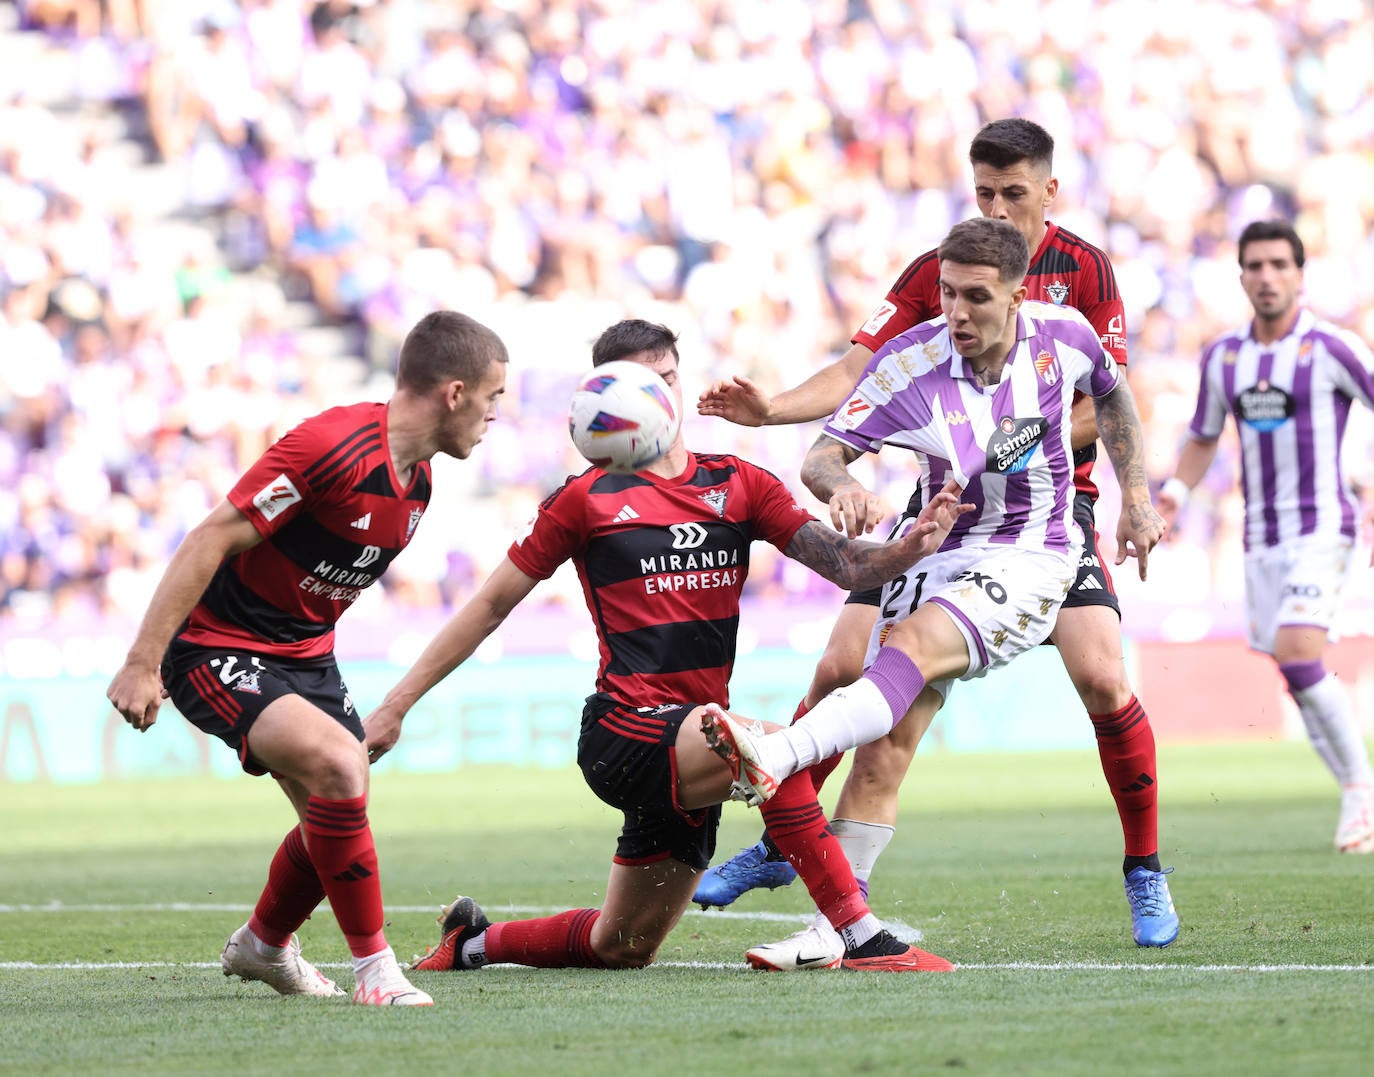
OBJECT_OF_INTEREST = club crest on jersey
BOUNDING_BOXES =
[1297,340,1313,366]
[1044,280,1069,305]
[700,488,728,517]
[1034,350,1060,386]
[987,416,1048,474]
[252,473,302,521]
[406,507,424,538]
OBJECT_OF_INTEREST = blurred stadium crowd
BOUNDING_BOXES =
[2,0,1372,639]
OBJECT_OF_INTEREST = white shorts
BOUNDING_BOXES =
[1244,535,1355,655]
[864,541,1078,692]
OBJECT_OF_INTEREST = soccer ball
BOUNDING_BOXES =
[568,360,681,473]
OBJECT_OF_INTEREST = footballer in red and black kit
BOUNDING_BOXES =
[846,220,1127,612]
[508,451,811,866]
[509,452,810,710]
[163,401,432,771]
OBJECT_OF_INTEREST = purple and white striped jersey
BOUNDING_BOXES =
[823,300,1120,555]
[1188,308,1374,550]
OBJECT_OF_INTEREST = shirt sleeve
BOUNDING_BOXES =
[1187,343,1230,440]
[1326,328,1374,410]
[850,252,940,353]
[507,478,583,580]
[225,418,321,538]
[740,461,815,551]
[1074,262,1129,366]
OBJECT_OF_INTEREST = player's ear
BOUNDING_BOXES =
[1009,284,1028,311]
[1042,175,1058,207]
[444,378,466,409]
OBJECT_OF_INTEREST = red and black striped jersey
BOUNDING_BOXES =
[508,452,813,709]
[178,402,432,662]
[851,222,1127,496]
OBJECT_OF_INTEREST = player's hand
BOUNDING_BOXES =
[363,703,405,762]
[896,480,975,560]
[1116,499,1166,581]
[698,375,770,427]
[828,482,891,538]
[106,663,166,733]
[1155,491,1182,541]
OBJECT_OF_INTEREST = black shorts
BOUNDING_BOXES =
[577,694,721,871]
[161,639,361,776]
[845,489,1120,617]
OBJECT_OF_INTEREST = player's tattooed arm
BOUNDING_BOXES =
[1093,380,1152,502]
[801,435,890,539]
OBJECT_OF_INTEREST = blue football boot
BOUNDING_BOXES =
[1124,866,1180,947]
[693,839,798,908]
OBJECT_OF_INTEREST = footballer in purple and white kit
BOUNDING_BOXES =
[1158,218,1374,853]
[826,301,1121,680]
[1186,308,1373,649]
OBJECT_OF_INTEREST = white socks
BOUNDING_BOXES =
[833,818,895,882]
[770,679,896,779]
[1293,675,1374,787]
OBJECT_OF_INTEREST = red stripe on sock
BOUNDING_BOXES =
[303,795,385,957]
[760,772,867,930]
[486,909,606,968]
[1089,696,1159,857]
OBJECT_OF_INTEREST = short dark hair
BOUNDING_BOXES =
[969,118,1054,173]
[938,218,1030,284]
[1237,219,1305,268]
[395,310,508,391]
[591,319,680,367]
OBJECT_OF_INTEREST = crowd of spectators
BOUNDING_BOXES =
[2,0,1373,649]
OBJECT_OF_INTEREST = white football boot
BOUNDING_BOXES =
[221,924,345,997]
[744,913,844,971]
[1335,783,1374,853]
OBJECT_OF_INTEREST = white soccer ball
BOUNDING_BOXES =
[568,360,681,473]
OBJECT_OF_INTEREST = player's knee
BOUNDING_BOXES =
[811,648,864,698]
[303,740,369,798]
[595,939,659,969]
[1068,664,1133,714]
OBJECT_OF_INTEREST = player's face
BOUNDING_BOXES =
[1239,239,1303,325]
[972,159,1056,252]
[938,261,1027,366]
[446,360,507,459]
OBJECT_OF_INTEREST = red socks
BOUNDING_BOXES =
[1089,696,1159,857]
[303,795,386,957]
[760,771,867,930]
[486,908,605,968]
[248,826,326,947]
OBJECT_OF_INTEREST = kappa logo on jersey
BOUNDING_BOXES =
[350,512,372,530]
[1034,350,1060,386]
[1236,380,1295,432]
[860,300,897,336]
[700,488,728,517]
[406,507,424,539]
[1044,280,1069,305]
[612,505,641,523]
[946,410,970,425]
[669,522,709,549]
[987,417,1048,474]
[252,474,302,521]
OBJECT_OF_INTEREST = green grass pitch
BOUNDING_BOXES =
[3,739,1372,1076]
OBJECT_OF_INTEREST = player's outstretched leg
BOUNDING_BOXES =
[1123,866,1180,947]
[410,896,493,971]
[693,838,797,909]
[221,922,346,997]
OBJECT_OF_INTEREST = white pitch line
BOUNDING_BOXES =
[2,960,1371,973]
[0,902,809,923]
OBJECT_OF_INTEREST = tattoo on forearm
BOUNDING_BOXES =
[1095,387,1149,492]
[785,521,911,591]
[801,436,863,502]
